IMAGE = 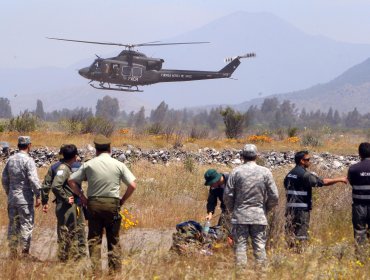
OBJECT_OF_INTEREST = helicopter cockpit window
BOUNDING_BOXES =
[132,67,142,77]
[111,64,120,76]
[122,66,132,77]
[91,60,101,70]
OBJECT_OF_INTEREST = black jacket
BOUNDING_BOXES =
[348,158,370,205]
[206,173,229,214]
[284,165,324,211]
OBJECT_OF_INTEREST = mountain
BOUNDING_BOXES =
[235,57,370,113]
[1,11,370,113]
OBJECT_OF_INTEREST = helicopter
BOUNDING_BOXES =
[47,37,255,92]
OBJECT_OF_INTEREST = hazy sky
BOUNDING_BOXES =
[2,0,370,68]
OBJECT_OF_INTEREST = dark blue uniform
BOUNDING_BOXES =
[284,165,324,241]
[348,158,370,245]
[207,174,230,231]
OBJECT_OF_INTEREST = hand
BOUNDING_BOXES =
[35,197,41,208]
[68,196,74,205]
[42,204,49,213]
[206,213,212,221]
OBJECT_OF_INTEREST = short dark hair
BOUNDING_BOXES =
[95,144,110,153]
[242,154,257,161]
[62,144,78,161]
[295,150,309,165]
[17,143,29,150]
[359,142,370,159]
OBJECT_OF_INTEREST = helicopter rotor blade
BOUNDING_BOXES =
[134,42,210,47]
[47,37,132,47]
[46,37,209,48]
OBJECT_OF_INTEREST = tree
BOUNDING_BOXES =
[220,107,245,139]
[150,101,168,123]
[35,99,45,120]
[134,107,146,127]
[0,97,12,118]
[95,95,119,120]
[207,107,223,129]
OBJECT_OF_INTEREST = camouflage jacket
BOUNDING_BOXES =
[223,161,279,225]
[52,163,75,204]
[2,151,41,205]
[41,161,81,205]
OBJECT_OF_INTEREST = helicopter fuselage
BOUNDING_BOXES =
[79,55,240,88]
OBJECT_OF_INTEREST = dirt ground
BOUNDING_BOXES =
[0,226,175,262]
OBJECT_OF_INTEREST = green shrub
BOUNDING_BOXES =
[58,118,82,135]
[287,127,299,137]
[301,133,322,147]
[8,112,38,133]
[0,122,6,132]
[147,123,163,135]
[183,155,196,173]
[189,127,209,139]
[81,116,115,137]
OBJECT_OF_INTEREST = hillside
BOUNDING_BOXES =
[235,57,370,113]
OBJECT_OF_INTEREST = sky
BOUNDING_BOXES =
[2,0,370,69]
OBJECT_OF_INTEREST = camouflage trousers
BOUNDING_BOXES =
[7,204,34,253]
[56,202,87,261]
[232,224,267,267]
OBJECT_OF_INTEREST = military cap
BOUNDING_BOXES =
[93,134,111,145]
[18,136,31,145]
[204,169,222,186]
[242,144,258,157]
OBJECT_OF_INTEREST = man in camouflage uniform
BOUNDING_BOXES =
[224,144,279,268]
[68,135,137,273]
[52,144,86,261]
[41,145,86,257]
[1,136,41,258]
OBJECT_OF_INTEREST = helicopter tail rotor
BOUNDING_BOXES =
[220,52,255,75]
[224,53,256,63]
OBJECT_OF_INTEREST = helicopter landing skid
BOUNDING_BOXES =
[90,83,143,92]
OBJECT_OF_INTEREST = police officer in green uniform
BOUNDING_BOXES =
[68,135,137,273]
[52,144,86,261]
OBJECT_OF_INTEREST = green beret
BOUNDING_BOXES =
[93,134,111,145]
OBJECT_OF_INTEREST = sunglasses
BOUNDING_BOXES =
[302,158,311,162]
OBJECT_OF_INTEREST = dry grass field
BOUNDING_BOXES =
[0,131,370,279]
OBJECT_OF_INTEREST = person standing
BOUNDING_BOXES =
[41,144,86,257]
[1,136,41,258]
[68,135,137,273]
[203,169,230,233]
[284,150,347,250]
[224,144,279,268]
[348,142,370,256]
[52,144,86,261]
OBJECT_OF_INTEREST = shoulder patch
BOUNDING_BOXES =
[56,170,64,176]
[59,164,67,170]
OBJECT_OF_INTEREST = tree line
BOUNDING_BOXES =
[1,96,370,137]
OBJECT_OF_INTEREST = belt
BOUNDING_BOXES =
[88,196,120,201]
